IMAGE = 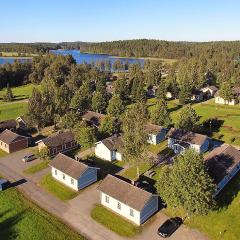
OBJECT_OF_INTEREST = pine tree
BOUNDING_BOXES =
[92,91,107,113]
[219,82,234,102]
[107,94,125,117]
[151,100,171,128]
[175,105,200,131]
[3,83,14,102]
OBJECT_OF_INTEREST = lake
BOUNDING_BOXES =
[51,49,144,66]
[0,49,144,67]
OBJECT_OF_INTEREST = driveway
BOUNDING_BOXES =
[0,150,208,240]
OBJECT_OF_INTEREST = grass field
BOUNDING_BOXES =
[0,187,84,240]
[148,98,240,146]
[0,101,28,121]
[40,173,78,201]
[24,160,50,175]
[0,149,8,158]
[0,84,40,102]
[91,204,141,237]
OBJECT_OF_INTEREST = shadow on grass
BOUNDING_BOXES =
[0,210,25,240]
[9,179,27,188]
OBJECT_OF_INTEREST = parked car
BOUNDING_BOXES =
[22,154,36,162]
[0,179,10,191]
[157,217,182,238]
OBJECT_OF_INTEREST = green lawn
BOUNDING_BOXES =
[0,84,40,102]
[40,173,78,201]
[91,204,141,237]
[24,160,50,175]
[0,101,28,121]
[120,163,151,180]
[0,149,8,158]
[0,187,85,240]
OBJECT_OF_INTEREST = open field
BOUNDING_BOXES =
[0,186,84,240]
[0,84,40,102]
[0,101,28,121]
[40,173,78,201]
[147,98,240,146]
[91,204,141,237]
[0,51,38,57]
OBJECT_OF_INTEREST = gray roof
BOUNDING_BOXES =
[49,153,92,179]
[204,144,240,183]
[167,128,208,146]
[0,119,17,130]
[101,134,123,152]
[146,123,166,134]
[42,131,75,148]
[98,174,154,211]
[0,129,27,144]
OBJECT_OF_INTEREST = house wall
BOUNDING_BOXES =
[115,152,122,161]
[51,167,78,191]
[215,96,236,105]
[9,138,28,153]
[78,168,97,189]
[0,140,10,153]
[100,192,141,225]
[95,142,113,161]
[215,162,240,196]
[140,196,158,224]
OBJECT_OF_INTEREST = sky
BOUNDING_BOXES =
[1,0,240,43]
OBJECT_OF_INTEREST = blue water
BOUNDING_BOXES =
[0,50,144,67]
[0,58,31,65]
[51,49,144,66]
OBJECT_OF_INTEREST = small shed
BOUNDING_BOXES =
[0,179,9,191]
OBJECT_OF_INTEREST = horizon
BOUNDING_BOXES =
[1,0,240,42]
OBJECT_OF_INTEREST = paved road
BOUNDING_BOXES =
[0,150,208,240]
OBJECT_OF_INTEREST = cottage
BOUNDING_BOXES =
[191,89,204,102]
[200,85,218,98]
[38,131,77,156]
[49,153,98,191]
[98,174,158,225]
[204,144,240,196]
[0,119,17,132]
[16,116,28,130]
[167,128,209,154]
[95,134,123,161]
[215,87,240,105]
[146,123,167,145]
[147,85,158,97]
[0,129,29,153]
[81,111,106,127]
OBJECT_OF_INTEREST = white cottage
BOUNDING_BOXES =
[146,123,167,145]
[95,134,123,161]
[215,87,240,105]
[98,175,158,225]
[204,144,240,196]
[167,128,209,154]
[49,153,98,191]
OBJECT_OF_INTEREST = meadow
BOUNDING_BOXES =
[0,186,85,240]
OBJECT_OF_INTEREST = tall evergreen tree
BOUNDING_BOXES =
[3,83,14,102]
[107,94,125,117]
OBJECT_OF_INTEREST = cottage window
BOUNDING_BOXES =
[130,208,134,217]
[105,195,109,203]
[63,174,65,180]
[117,202,121,210]
[55,169,57,175]
[71,178,74,185]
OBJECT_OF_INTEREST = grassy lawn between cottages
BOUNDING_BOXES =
[164,172,240,240]
[91,204,141,237]
[0,149,8,158]
[40,173,78,201]
[23,160,51,175]
[0,101,28,121]
[0,185,85,240]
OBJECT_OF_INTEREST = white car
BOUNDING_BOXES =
[22,154,36,162]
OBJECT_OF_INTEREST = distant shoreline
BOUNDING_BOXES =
[0,56,33,59]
